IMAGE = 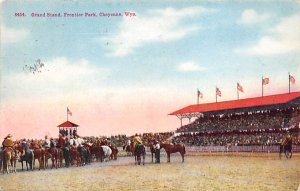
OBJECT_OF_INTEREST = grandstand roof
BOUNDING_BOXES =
[170,92,300,117]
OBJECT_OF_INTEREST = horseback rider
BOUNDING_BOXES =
[284,134,293,146]
[43,135,50,149]
[50,138,56,149]
[154,140,160,164]
[132,134,143,150]
[2,134,14,150]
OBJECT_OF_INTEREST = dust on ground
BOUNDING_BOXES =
[0,152,299,191]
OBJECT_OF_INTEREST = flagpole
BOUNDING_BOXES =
[67,107,68,121]
[261,76,264,97]
[197,89,199,105]
[215,86,217,103]
[237,83,239,100]
[288,72,291,94]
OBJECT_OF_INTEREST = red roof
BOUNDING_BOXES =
[57,121,79,128]
[170,92,300,115]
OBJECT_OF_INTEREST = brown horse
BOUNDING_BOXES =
[46,148,59,169]
[33,148,46,170]
[160,143,185,163]
[109,144,118,160]
[2,147,18,174]
[148,144,156,163]
[90,143,104,162]
[30,141,46,170]
[70,147,81,166]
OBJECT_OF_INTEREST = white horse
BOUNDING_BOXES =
[101,146,112,162]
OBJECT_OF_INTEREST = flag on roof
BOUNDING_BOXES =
[216,87,222,97]
[262,77,269,85]
[290,75,296,84]
[67,107,72,116]
[237,82,244,93]
[197,89,203,99]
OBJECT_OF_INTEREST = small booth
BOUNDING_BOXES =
[57,120,79,137]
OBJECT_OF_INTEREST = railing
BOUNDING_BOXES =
[187,145,300,153]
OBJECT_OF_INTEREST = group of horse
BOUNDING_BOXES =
[0,139,119,174]
[123,142,186,165]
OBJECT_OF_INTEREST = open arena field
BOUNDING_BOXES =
[1,151,300,191]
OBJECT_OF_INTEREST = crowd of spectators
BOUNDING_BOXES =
[173,107,300,146]
[83,132,174,147]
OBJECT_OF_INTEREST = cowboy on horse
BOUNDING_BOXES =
[2,134,14,150]
[280,133,293,159]
[132,134,143,151]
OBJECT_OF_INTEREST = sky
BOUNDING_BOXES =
[0,0,300,140]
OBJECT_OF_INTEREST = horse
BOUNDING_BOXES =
[15,143,34,171]
[160,143,186,163]
[70,146,81,167]
[33,148,46,170]
[2,147,18,174]
[109,144,118,160]
[62,146,71,167]
[148,144,156,163]
[133,144,145,165]
[123,144,132,156]
[77,146,90,166]
[101,145,112,162]
[46,147,59,169]
[279,140,293,159]
[30,141,46,170]
[0,147,3,172]
[90,144,104,162]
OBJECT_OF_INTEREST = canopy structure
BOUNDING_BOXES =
[57,121,79,128]
[169,92,300,126]
[57,120,79,136]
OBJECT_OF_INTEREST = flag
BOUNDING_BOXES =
[290,75,296,84]
[262,77,269,85]
[237,83,244,93]
[216,87,222,97]
[197,89,203,99]
[67,107,72,116]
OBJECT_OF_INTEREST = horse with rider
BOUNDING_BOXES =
[280,133,293,159]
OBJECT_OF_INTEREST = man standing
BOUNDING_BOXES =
[154,140,160,164]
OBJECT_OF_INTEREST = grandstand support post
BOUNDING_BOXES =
[176,115,183,127]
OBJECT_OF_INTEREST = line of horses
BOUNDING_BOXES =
[0,140,187,174]
[0,140,119,174]
[123,142,186,165]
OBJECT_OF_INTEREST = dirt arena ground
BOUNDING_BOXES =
[0,151,300,191]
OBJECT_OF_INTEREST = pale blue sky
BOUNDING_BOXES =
[1,0,300,138]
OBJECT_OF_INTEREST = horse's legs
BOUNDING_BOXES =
[143,153,145,165]
[167,153,170,163]
[181,153,184,163]
[151,152,154,163]
[285,150,289,159]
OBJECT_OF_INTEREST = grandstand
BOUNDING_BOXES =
[169,92,300,150]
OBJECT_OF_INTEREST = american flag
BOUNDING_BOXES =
[262,77,269,85]
[216,87,222,97]
[67,107,72,116]
[237,83,244,92]
[197,89,203,99]
[290,75,296,84]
